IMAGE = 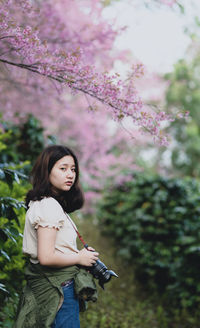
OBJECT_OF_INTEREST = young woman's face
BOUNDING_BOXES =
[49,155,76,192]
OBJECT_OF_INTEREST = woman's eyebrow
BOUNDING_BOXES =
[60,163,75,167]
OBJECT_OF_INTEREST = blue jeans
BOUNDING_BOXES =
[51,281,80,328]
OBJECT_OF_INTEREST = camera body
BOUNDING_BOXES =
[88,259,118,289]
[85,249,118,289]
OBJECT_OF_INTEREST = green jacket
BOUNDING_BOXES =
[14,262,97,328]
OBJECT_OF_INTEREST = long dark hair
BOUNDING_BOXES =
[26,145,84,213]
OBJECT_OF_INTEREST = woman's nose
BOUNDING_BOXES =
[66,169,73,177]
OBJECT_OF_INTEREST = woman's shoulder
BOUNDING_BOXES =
[27,197,66,228]
[29,197,63,211]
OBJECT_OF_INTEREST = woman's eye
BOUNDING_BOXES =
[60,168,66,171]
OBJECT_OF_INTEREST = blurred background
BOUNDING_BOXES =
[1,0,200,327]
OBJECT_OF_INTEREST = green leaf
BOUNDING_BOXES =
[0,229,8,242]
[0,283,9,293]
[5,170,14,185]
[0,250,11,261]
[0,168,5,180]
[2,228,17,243]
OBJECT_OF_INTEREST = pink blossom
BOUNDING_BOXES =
[0,0,179,146]
[0,0,185,210]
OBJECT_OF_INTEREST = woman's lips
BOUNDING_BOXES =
[65,181,72,185]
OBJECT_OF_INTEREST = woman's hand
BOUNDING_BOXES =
[77,248,99,266]
[87,246,95,252]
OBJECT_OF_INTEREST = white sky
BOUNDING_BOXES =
[103,1,200,74]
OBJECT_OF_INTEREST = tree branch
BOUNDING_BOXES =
[0,57,155,136]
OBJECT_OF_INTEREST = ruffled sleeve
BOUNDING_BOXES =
[29,197,65,230]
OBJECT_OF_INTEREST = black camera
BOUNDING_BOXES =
[87,257,118,289]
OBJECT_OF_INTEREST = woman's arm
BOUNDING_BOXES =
[37,226,99,267]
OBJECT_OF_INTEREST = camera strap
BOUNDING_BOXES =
[75,228,89,249]
[66,213,89,249]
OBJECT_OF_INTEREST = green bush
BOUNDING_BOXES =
[0,134,28,295]
[0,113,47,164]
[0,181,28,288]
[0,114,55,324]
[97,173,200,309]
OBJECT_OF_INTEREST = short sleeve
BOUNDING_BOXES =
[29,197,65,230]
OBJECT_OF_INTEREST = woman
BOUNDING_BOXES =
[15,145,99,328]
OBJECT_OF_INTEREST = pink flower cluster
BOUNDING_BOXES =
[0,0,181,147]
[160,0,177,7]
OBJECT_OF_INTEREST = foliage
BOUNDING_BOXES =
[0,293,19,328]
[0,116,49,323]
[0,114,54,165]
[161,43,200,177]
[0,176,27,313]
[78,215,200,328]
[97,173,200,310]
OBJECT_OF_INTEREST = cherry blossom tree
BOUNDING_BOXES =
[0,0,187,210]
[0,0,177,143]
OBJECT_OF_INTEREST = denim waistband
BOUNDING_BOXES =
[61,279,73,288]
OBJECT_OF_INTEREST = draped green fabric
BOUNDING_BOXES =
[14,263,97,328]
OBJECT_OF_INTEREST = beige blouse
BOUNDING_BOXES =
[23,197,79,264]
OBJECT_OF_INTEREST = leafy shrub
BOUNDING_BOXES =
[0,181,28,286]
[0,177,28,317]
[0,114,55,323]
[0,113,50,164]
[97,173,200,309]
[0,133,28,299]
